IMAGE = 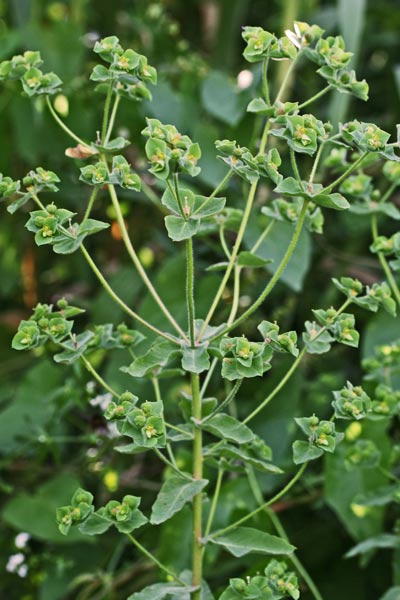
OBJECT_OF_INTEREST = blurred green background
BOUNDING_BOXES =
[1,1,400,599]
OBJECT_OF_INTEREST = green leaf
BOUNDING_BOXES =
[210,527,295,557]
[78,512,112,535]
[53,331,95,364]
[292,440,324,464]
[127,583,196,600]
[201,70,247,126]
[164,215,200,242]
[150,475,208,525]
[312,192,350,210]
[201,414,255,444]
[237,251,271,268]
[122,340,179,378]
[181,343,210,374]
[379,588,400,600]
[93,136,130,153]
[192,195,226,219]
[345,533,400,558]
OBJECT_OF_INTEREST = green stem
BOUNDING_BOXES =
[152,377,162,403]
[275,50,302,103]
[126,533,186,586]
[46,96,90,148]
[227,265,242,326]
[191,372,203,600]
[31,192,46,210]
[80,244,179,343]
[209,463,308,539]
[262,57,271,106]
[141,180,167,213]
[153,447,192,481]
[172,175,187,219]
[201,380,242,424]
[204,467,224,538]
[309,143,325,185]
[200,357,218,399]
[101,82,114,144]
[219,224,231,260]
[244,349,305,425]
[215,199,309,339]
[82,187,99,223]
[379,181,397,205]
[246,467,323,600]
[104,94,121,145]
[290,148,303,187]
[105,178,189,342]
[165,421,193,438]
[322,152,369,194]
[196,121,271,343]
[371,214,400,305]
[81,355,119,398]
[378,465,400,483]
[208,169,234,200]
[297,85,333,110]
[243,298,351,424]
[194,170,233,217]
[186,237,196,346]
[250,220,275,254]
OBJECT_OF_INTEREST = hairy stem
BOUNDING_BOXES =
[243,298,351,424]
[101,82,114,144]
[215,199,309,339]
[201,379,242,424]
[371,213,400,305]
[105,178,189,342]
[209,462,308,539]
[80,245,179,343]
[46,95,89,148]
[126,533,186,586]
[82,187,99,223]
[191,372,203,600]
[322,151,369,194]
[186,237,196,345]
[204,467,224,538]
[297,85,333,110]
[246,467,323,600]
[81,355,119,398]
[105,94,121,145]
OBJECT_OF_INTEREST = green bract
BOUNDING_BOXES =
[344,439,381,470]
[91,35,157,101]
[341,120,399,159]
[0,50,62,96]
[219,336,273,380]
[293,416,344,464]
[118,400,166,449]
[242,26,297,63]
[270,113,329,156]
[332,382,372,420]
[220,559,299,599]
[142,118,201,179]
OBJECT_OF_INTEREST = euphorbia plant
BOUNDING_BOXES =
[2,21,400,600]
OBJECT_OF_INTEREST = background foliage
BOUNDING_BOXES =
[1,0,400,599]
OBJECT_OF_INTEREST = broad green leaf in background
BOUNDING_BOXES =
[2,473,90,543]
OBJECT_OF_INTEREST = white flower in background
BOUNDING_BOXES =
[6,553,25,573]
[237,69,253,90]
[15,533,30,549]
